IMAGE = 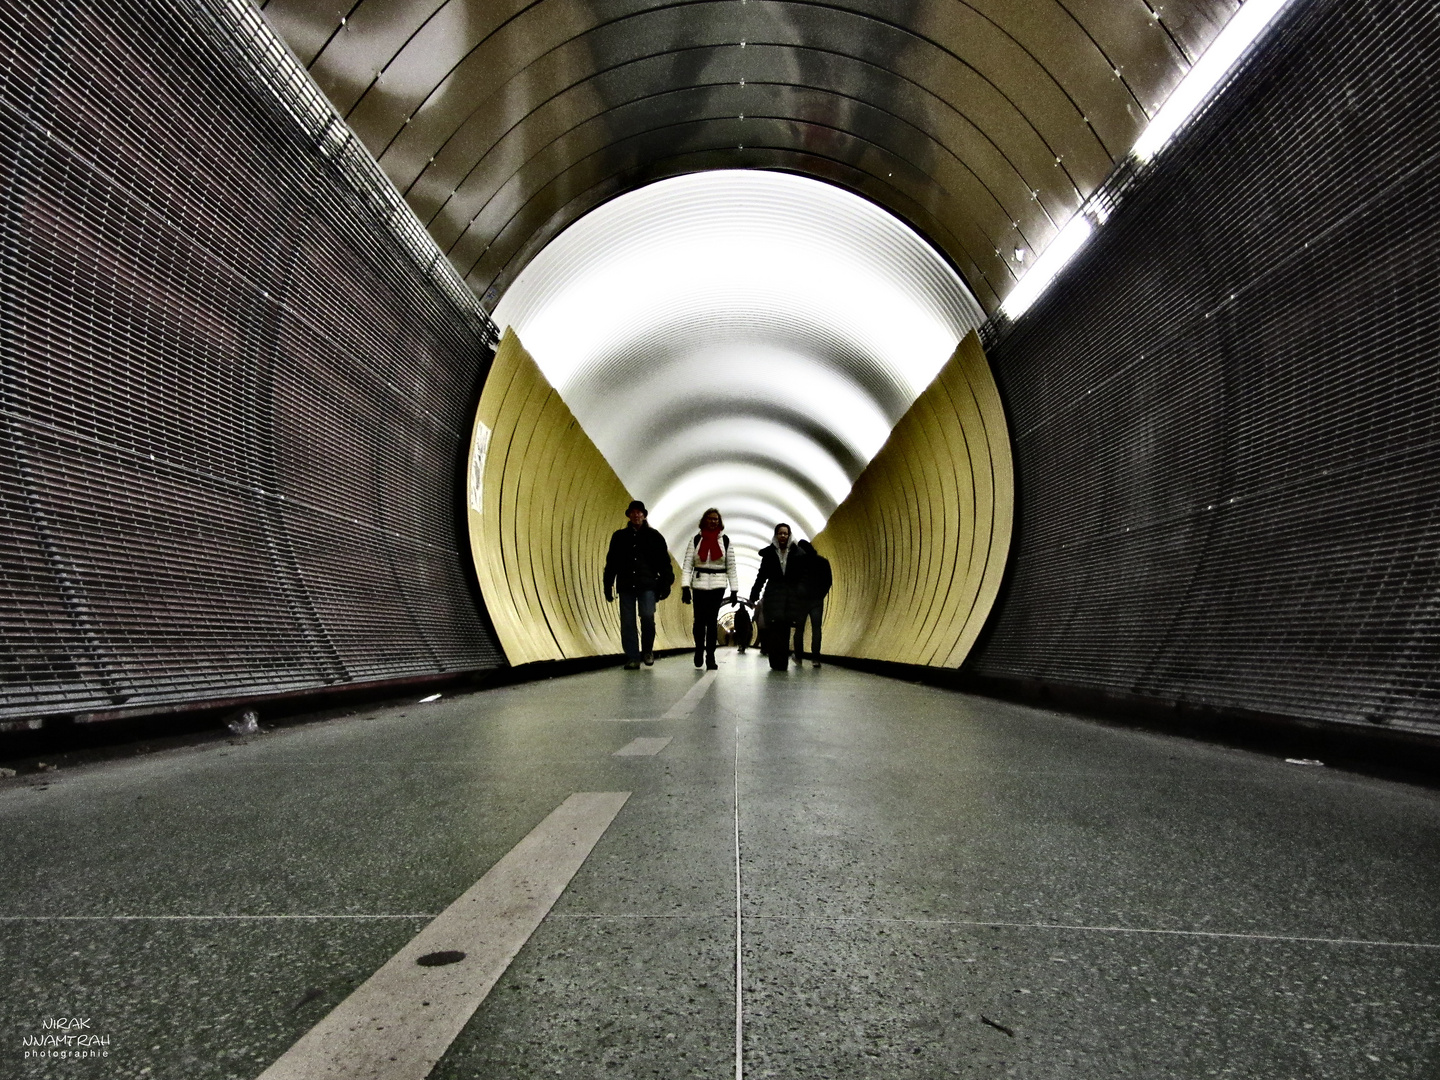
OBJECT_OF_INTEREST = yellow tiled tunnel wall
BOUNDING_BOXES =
[813,331,1013,667]
[466,329,688,666]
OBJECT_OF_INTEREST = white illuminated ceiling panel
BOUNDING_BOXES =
[493,170,985,592]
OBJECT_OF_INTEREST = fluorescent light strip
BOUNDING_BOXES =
[1000,213,1094,320]
[1132,0,1297,163]
[1000,0,1296,321]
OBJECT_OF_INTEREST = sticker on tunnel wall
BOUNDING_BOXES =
[468,422,491,514]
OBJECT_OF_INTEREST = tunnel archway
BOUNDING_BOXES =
[493,170,983,576]
[467,169,1011,666]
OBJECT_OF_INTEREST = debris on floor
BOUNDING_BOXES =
[290,987,323,1011]
[416,950,465,967]
[225,710,260,736]
[980,1016,1015,1037]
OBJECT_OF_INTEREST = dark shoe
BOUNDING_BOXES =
[624,661,640,670]
[706,655,718,670]
[693,648,703,668]
[813,661,822,668]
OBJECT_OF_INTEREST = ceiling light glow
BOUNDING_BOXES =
[1000,0,1294,322]
[1132,0,1296,163]
[1000,213,1094,321]
[493,171,986,575]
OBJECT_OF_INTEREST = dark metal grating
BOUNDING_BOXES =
[968,0,1440,736]
[0,0,505,721]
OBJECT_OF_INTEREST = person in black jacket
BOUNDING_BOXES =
[732,600,753,653]
[793,539,832,667]
[748,523,807,671]
[603,500,673,669]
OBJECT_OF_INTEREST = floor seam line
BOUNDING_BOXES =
[742,916,1440,948]
[734,710,744,1080]
[549,913,732,919]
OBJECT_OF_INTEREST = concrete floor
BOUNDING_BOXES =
[2,651,1438,1079]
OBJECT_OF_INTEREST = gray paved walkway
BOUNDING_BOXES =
[2,652,1438,1078]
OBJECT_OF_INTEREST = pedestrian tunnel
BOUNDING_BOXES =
[464,171,1013,669]
[7,0,1439,754]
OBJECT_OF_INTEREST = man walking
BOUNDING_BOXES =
[604,500,673,669]
[793,539,832,666]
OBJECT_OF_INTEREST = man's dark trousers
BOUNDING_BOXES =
[794,600,823,660]
[619,589,657,662]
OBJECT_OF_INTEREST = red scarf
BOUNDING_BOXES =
[697,527,724,563]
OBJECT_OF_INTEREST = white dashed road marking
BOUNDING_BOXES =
[256,791,630,1080]
[663,669,719,719]
[613,736,673,757]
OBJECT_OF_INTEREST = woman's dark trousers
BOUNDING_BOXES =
[766,621,793,669]
[692,588,723,663]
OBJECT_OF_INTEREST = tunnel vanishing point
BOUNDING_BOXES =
[3,1,1440,1077]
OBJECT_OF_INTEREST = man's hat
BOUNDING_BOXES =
[626,500,647,514]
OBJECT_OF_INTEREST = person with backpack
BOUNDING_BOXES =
[680,507,738,670]
[793,539,832,666]
[604,499,673,669]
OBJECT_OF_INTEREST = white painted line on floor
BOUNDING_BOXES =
[593,718,667,723]
[256,791,630,1080]
[747,915,1440,950]
[613,736,672,757]
[663,669,719,719]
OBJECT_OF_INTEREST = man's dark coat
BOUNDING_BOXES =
[604,523,674,598]
[803,549,833,604]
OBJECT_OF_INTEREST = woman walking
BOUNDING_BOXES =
[748,523,808,671]
[680,508,739,669]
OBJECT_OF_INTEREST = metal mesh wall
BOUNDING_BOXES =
[0,0,505,721]
[967,0,1440,736]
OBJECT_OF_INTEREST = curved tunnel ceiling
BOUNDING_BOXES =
[256,0,1241,590]
[260,0,1236,315]
[491,169,984,579]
